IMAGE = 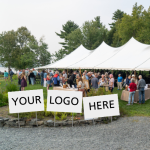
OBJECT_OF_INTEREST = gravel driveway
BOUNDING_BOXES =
[0,117,150,150]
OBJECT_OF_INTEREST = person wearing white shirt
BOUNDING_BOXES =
[63,70,67,78]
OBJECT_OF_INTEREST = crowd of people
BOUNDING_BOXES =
[116,74,146,105]
[3,68,147,105]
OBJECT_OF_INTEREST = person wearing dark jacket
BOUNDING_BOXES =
[41,70,45,86]
[126,75,131,86]
[69,71,77,87]
[138,75,146,104]
[28,70,31,85]
[53,71,60,86]
[30,71,35,85]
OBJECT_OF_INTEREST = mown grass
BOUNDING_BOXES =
[113,88,150,116]
[0,78,150,117]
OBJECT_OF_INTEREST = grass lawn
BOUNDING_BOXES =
[0,78,150,117]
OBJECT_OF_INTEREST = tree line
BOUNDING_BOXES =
[54,3,150,61]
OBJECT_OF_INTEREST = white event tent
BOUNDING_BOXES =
[36,37,150,71]
[68,41,125,69]
[94,37,150,71]
[35,45,92,70]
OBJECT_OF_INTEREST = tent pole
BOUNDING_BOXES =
[79,68,81,76]
[134,70,136,78]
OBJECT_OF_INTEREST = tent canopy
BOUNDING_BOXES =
[68,41,125,69]
[94,37,150,70]
[36,37,150,71]
[35,45,92,69]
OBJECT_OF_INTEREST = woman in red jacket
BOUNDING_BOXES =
[127,79,137,105]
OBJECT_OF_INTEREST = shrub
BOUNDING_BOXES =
[61,113,67,120]
[0,92,3,100]
[5,82,20,92]
[2,93,8,104]
[73,113,77,117]
[0,92,8,107]
[87,87,112,97]
[55,115,60,120]
[10,99,77,120]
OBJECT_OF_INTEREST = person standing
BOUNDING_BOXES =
[127,79,137,105]
[77,77,85,97]
[17,70,21,84]
[138,75,146,104]
[82,72,86,80]
[99,74,106,86]
[91,73,99,90]
[43,71,47,87]
[117,74,123,90]
[85,72,89,80]
[131,75,138,85]
[46,73,52,90]
[59,73,63,86]
[25,69,29,82]
[4,70,9,82]
[30,71,35,85]
[69,71,77,87]
[88,72,93,89]
[40,70,45,86]
[28,70,31,85]
[21,72,27,91]
[32,69,37,84]
[126,75,131,86]
[109,74,114,92]
[62,70,67,78]
[53,71,60,86]
[9,69,14,82]
[84,70,87,76]
[49,70,53,77]
[97,72,101,80]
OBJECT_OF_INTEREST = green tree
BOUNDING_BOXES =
[14,27,37,69]
[106,9,124,46]
[55,20,79,54]
[66,28,83,54]
[109,9,124,28]
[81,16,108,49]
[66,16,108,51]
[52,48,65,62]
[112,3,145,46]
[38,37,51,66]
[0,30,17,71]
[136,7,150,44]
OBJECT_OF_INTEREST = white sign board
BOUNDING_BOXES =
[47,90,82,113]
[8,89,44,113]
[83,94,120,120]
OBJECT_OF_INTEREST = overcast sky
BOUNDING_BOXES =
[0,0,149,54]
